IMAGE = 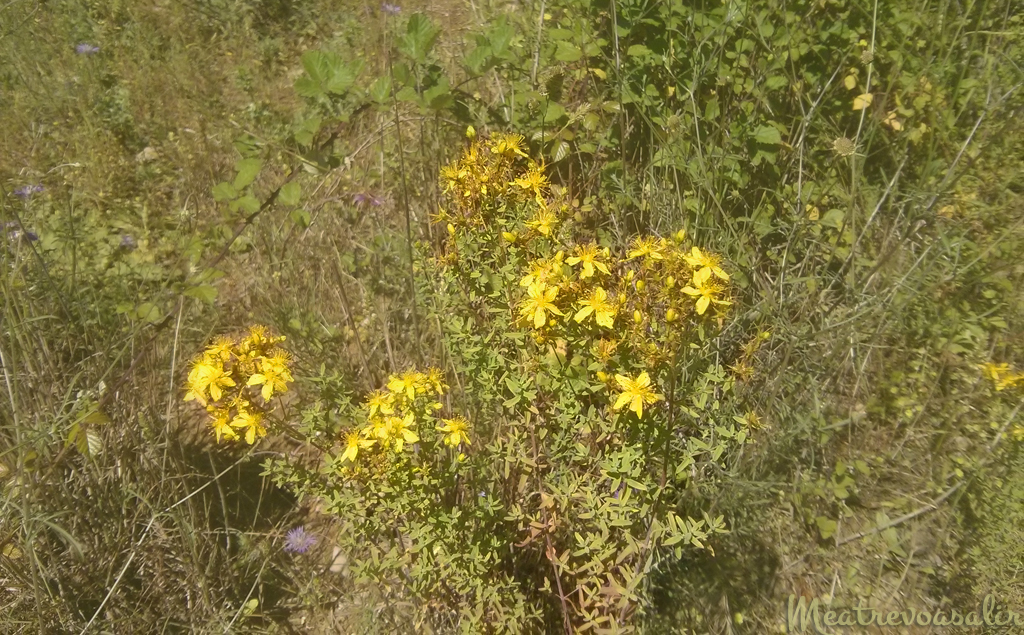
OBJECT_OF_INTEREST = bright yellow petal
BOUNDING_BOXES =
[696,295,711,315]
[262,383,274,401]
[614,393,632,411]
[534,308,546,328]
[693,267,712,286]
[574,306,595,323]
[631,396,644,418]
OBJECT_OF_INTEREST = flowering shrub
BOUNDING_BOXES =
[210,134,762,633]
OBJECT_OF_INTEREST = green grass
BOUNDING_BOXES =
[2,0,1023,632]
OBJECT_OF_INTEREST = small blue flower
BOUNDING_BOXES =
[13,184,43,199]
[284,526,317,553]
[120,234,137,250]
[76,43,100,55]
[382,3,401,14]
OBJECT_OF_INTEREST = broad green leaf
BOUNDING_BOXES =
[550,140,570,163]
[752,125,782,145]
[279,181,302,206]
[423,76,452,111]
[554,42,582,62]
[627,44,652,57]
[369,75,393,103]
[544,101,566,123]
[233,158,263,190]
[400,13,440,63]
[231,195,261,215]
[184,284,218,305]
[212,182,238,202]
[290,209,311,227]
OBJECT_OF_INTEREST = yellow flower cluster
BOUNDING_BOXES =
[184,325,293,444]
[435,133,543,231]
[340,367,472,468]
[433,133,737,421]
[981,362,1024,392]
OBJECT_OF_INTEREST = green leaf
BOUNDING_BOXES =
[554,42,582,62]
[550,140,570,163]
[489,18,514,57]
[815,516,837,540]
[212,182,238,202]
[294,75,321,99]
[627,44,652,57]
[544,101,566,123]
[233,158,263,190]
[326,58,361,95]
[135,302,163,323]
[400,13,440,63]
[289,209,311,228]
[279,181,302,206]
[752,125,782,145]
[423,76,453,111]
[231,195,261,215]
[369,75,393,103]
[184,284,218,305]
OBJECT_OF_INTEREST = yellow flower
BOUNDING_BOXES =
[204,336,234,362]
[230,408,266,445]
[574,287,617,328]
[425,367,447,395]
[981,362,1023,391]
[681,275,732,315]
[612,371,664,418]
[365,390,395,417]
[525,204,558,236]
[566,243,612,279]
[519,282,565,329]
[209,409,238,443]
[627,236,667,261]
[520,252,564,287]
[341,430,374,463]
[683,247,730,282]
[490,132,528,158]
[197,363,236,403]
[391,413,419,452]
[438,416,471,447]
[247,357,293,401]
[388,370,427,401]
[514,162,550,197]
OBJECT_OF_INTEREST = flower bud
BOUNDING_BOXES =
[625,270,634,282]
[596,371,609,382]
[674,229,687,243]
[447,223,456,236]
[466,125,476,139]
[633,310,642,324]
[618,293,627,304]
[636,280,645,292]
[502,231,518,243]
[666,276,676,289]
[666,308,678,322]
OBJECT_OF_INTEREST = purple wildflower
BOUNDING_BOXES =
[382,3,401,15]
[13,185,43,199]
[76,43,100,55]
[284,526,317,553]
[119,234,137,250]
[352,193,385,206]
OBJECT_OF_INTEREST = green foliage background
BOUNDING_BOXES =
[1,0,1023,632]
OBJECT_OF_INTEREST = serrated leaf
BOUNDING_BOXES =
[423,77,452,110]
[852,93,873,110]
[279,182,302,206]
[212,182,238,202]
[184,284,218,305]
[753,125,782,145]
[816,516,837,540]
[233,158,263,190]
[232,195,261,215]
[294,76,321,98]
[399,13,440,63]
[369,75,393,103]
[544,101,566,123]
[550,140,570,163]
